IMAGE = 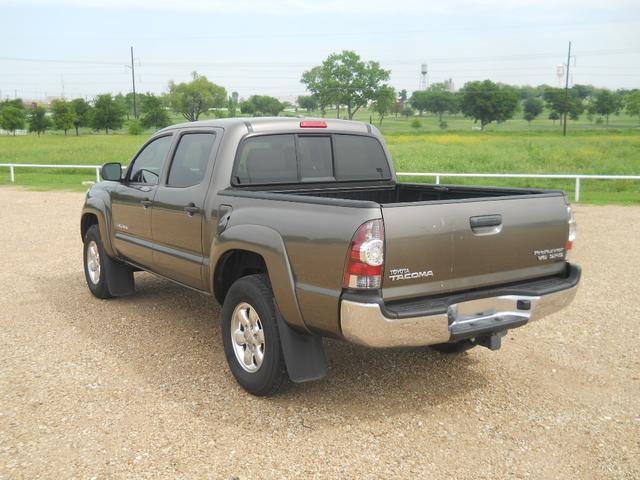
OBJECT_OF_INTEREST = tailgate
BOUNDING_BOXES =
[381,194,570,301]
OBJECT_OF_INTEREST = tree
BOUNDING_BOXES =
[50,99,75,135]
[114,93,130,120]
[297,95,317,113]
[0,106,26,135]
[543,87,584,125]
[27,106,50,136]
[523,97,544,125]
[90,94,125,134]
[140,94,170,129]
[240,95,284,116]
[572,84,597,101]
[420,83,459,121]
[228,91,239,117]
[409,90,429,116]
[591,89,624,125]
[301,50,391,119]
[371,86,396,125]
[1,98,25,112]
[625,91,640,123]
[549,111,560,125]
[401,106,414,119]
[459,80,519,130]
[167,72,227,122]
[70,98,91,136]
[398,89,408,103]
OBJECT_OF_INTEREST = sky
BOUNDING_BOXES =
[1,0,639,102]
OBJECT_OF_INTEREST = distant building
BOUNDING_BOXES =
[443,78,456,92]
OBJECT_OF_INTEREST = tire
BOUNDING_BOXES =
[430,339,476,354]
[83,224,112,299]
[221,274,288,396]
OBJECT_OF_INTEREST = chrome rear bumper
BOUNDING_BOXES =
[340,275,579,348]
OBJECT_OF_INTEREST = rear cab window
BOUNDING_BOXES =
[233,133,390,185]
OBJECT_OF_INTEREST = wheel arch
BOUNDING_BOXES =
[210,224,308,334]
[81,202,115,257]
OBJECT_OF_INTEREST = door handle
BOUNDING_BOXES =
[470,214,502,228]
[141,199,153,209]
[470,214,502,235]
[184,203,200,216]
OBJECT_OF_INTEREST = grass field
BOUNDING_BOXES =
[0,111,638,203]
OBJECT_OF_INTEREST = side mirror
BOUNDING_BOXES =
[101,162,122,182]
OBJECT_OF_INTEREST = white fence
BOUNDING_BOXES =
[397,172,640,202]
[0,163,104,183]
[1,163,639,202]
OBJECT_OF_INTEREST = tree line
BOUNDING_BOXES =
[1,50,639,135]
[298,52,640,129]
[0,93,171,136]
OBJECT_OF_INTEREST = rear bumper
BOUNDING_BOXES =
[339,263,580,348]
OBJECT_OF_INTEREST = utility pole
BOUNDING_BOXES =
[563,41,571,137]
[130,46,138,119]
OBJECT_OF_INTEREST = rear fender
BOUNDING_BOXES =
[210,224,308,334]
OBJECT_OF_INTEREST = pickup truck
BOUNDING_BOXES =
[81,117,580,396]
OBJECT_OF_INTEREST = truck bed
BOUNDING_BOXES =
[270,183,560,205]
[230,182,570,302]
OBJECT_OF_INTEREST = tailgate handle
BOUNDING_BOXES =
[470,214,502,229]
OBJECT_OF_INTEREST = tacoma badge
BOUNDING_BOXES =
[389,268,434,281]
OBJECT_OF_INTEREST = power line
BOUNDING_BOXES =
[1,48,638,68]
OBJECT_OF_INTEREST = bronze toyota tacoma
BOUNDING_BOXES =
[81,117,580,396]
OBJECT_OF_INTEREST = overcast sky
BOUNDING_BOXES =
[1,0,639,102]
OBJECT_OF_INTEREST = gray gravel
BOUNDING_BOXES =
[0,188,638,479]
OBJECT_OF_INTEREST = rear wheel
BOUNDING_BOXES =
[221,274,288,396]
[430,339,476,354]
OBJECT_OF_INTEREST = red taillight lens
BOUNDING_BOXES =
[566,206,577,256]
[344,219,384,289]
[300,120,327,128]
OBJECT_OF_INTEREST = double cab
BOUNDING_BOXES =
[81,117,580,395]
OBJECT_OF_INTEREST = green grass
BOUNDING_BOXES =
[0,134,145,191]
[0,118,638,203]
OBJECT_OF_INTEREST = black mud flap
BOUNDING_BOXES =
[104,255,135,296]
[274,305,327,383]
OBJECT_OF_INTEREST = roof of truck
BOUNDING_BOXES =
[158,116,373,135]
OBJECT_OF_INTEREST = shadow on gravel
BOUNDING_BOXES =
[45,271,487,421]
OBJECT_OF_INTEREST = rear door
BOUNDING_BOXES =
[111,134,174,267]
[381,194,570,301]
[151,130,219,289]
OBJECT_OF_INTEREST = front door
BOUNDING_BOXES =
[111,134,174,267]
[151,131,218,289]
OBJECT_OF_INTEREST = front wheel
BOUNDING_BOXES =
[221,274,288,396]
[83,224,112,299]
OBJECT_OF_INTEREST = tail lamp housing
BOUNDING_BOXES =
[566,206,577,256]
[344,219,385,289]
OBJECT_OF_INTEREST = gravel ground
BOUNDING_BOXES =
[0,188,638,479]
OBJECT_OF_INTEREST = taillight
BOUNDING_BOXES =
[344,219,384,289]
[566,206,577,255]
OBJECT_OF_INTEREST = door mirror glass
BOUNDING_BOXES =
[101,162,122,181]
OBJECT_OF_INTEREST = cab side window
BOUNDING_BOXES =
[167,133,216,188]
[128,135,173,185]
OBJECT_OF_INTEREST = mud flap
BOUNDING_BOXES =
[274,305,327,383]
[104,254,135,297]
